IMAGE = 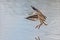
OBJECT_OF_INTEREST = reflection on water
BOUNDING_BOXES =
[35,36,40,40]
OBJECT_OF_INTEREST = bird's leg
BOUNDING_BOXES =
[35,24,39,29]
[38,23,43,29]
[35,23,43,29]
[38,20,48,28]
[35,16,43,29]
[35,20,47,29]
[35,19,47,29]
[43,21,47,25]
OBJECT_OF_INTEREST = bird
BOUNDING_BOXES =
[26,6,47,29]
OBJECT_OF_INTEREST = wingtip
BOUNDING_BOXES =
[31,5,38,12]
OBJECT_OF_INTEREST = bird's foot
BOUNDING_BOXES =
[35,24,41,29]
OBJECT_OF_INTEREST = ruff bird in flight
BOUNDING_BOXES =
[26,6,47,29]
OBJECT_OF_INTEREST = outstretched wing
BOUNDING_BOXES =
[26,15,38,21]
[31,6,47,19]
[31,6,39,12]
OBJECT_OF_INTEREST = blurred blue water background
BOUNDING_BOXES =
[0,0,60,40]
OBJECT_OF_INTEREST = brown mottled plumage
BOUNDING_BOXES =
[26,6,47,29]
